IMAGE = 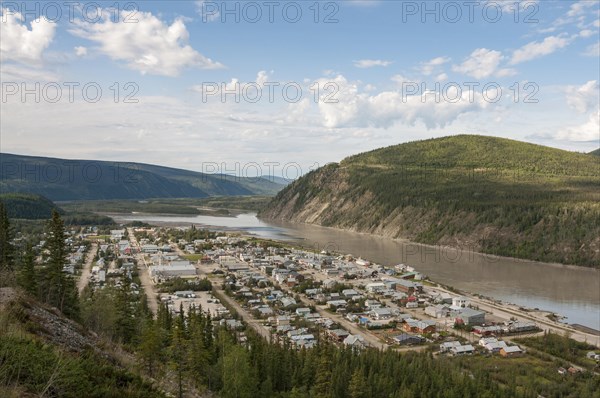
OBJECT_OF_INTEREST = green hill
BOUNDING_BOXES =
[590,148,600,157]
[0,153,285,201]
[261,135,600,267]
[0,193,63,219]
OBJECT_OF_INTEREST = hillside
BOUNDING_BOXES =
[0,193,63,219]
[590,149,600,157]
[0,153,284,201]
[260,135,600,267]
[0,288,165,397]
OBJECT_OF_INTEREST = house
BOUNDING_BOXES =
[394,334,425,346]
[343,334,366,349]
[342,289,360,298]
[587,351,600,361]
[473,325,503,336]
[505,321,537,333]
[479,338,507,353]
[280,297,297,308]
[366,282,386,293]
[450,344,475,356]
[257,307,274,317]
[404,319,436,334]
[370,307,394,320]
[322,279,337,289]
[439,340,462,353]
[500,345,523,357]
[325,328,349,342]
[364,299,382,309]
[425,305,449,318]
[451,296,469,309]
[327,299,347,308]
[276,316,291,326]
[296,308,311,316]
[433,292,453,304]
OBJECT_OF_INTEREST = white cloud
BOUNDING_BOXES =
[419,56,450,76]
[74,46,88,57]
[69,10,223,76]
[579,29,595,38]
[195,0,220,22]
[315,75,488,129]
[566,1,597,18]
[0,9,56,65]
[566,80,599,114]
[452,48,513,79]
[353,59,393,68]
[0,64,59,82]
[510,35,571,65]
[583,42,600,57]
[557,111,600,142]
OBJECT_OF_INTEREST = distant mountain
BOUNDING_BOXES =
[0,193,63,219]
[261,135,600,267]
[590,148,600,157]
[0,153,285,201]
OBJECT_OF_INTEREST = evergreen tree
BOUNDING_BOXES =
[221,345,257,398]
[348,368,369,398]
[0,202,15,286]
[17,244,38,296]
[42,210,79,319]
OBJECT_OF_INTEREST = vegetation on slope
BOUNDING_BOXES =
[0,153,284,201]
[0,193,63,219]
[261,135,600,267]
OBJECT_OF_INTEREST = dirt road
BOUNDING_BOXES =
[77,243,98,294]
[127,228,159,315]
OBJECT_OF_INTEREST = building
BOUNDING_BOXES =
[141,244,159,253]
[500,345,523,357]
[148,263,197,279]
[404,319,436,334]
[370,307,394,320]
[439,341,462,353]
[450,344,475,356]
[425,305,449,318]
[394,334,425,346]
[454,308,485,325]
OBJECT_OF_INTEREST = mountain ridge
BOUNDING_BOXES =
[260,135,600,267]
[0,153,285,201]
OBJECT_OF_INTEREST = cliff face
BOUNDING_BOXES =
[260,135,600,267]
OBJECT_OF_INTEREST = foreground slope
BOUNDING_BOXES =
[0,153,284,201]
[261,135,600,267]
[0,288,164,398]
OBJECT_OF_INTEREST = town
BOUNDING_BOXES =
[67,223,598,373]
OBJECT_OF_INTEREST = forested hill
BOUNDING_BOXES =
[0,193,63,219]
[260,135,600,267]
[0,153,285,201]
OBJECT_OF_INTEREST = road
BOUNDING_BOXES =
[430,285,600,347]
[77,243,98,294]
[214,288,272,342]
[127,228,159,315]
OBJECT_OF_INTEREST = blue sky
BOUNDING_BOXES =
[1,0,599,176]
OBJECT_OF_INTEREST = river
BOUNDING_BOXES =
[112,212,600,330]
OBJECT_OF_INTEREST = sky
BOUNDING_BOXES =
[1,0,599,178]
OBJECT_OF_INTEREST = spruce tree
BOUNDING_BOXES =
[42,210,79,318]
[18,243,38,296]
[0,202,15,286]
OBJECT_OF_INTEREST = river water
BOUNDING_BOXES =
[112,212,600,330]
